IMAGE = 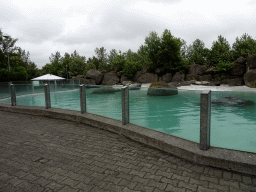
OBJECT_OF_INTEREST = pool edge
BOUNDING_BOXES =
[0,103,255,176]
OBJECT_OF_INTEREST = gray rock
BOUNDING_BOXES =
[185,74,199,81]
[138,73,158,83]
[171,72,185,82]
[198,74,212,81]
[246,55,256,69]
[155,68,161,75]
[236,56,246,64]
[86,69,103,85]
[103,72,120,85]
[244,69,256,88]
[188,64,207,75]
[91,86,120,94]
[212,96,255,106]
[80,78,96,85]
[162,73,172,83]
[231,63,245,76]
[147,82,178,96]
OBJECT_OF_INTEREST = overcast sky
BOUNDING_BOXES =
[1,0,256,69]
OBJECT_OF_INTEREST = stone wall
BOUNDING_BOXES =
[73,55,256,88]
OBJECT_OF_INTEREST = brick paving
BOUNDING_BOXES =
[0,110,256,192]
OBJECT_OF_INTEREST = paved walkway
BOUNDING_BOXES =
[0,111,255,192]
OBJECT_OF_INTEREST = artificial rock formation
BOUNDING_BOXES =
[102,72,120,85]
[91,86,120,94]
[86,69,103,85]
[212,96,255,106]
[147,82,178,96]
[72,55,256,88]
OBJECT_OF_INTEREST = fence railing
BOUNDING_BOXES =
[8,83,212,151]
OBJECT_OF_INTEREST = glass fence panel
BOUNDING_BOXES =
[85,85,122,121]
[50,84,80,111]
[0,83,10,99]
[129,87,201,143]
[210,91,256,153]
[15,84,46,107]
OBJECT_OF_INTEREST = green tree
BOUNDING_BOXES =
[94,47,108,70]
[207,35,233,66]
[120,52,143,79]
[11,66,28,81]
[157,29,184,73]
[0,29,19,70]
[111,51,126,70]
[107,49,118,71]
[175,38,189,64]
[68,51,86,77]
[187,39,209,65]
[144,31,161,69]
[232,33,256,59]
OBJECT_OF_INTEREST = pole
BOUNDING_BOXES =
[44,84,51,109]
[200,90,211,150]
[80,84,86,114]
[121,86,129,125]
[11,84,16,106]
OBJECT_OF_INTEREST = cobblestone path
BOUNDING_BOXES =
[0,111,256,192]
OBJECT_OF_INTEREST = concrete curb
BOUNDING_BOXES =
[0,103,255,176]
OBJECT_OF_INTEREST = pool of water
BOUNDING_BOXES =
[1,87,256,153]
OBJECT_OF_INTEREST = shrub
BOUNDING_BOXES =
[215,62,233,72]
[119,60,142,79]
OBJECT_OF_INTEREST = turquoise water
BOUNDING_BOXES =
[1,86,256,153]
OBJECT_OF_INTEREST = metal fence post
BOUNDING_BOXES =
[44,84,51,109]
[80,84,86,114]
[8,82,12,95]
[200,90,211,150]
[32,81,34,93]
[10,84,16,106]
[121,86,129,125]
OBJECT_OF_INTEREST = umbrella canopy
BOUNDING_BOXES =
[31,74,65,81]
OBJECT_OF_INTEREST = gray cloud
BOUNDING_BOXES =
[0,0,255,69]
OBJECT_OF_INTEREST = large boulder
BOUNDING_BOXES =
[171,72,185,82]
[138,73,158,83]
[120,74,131,84]
[155,68,161,75]
[230,63,245,76]
[228,77,244,86]
[141,65,150,74]
[101,70,108,76]
[147,82,178,96]
[80,78,96,85]
[133,65,150,82]
[162,73,172,83]
[188,64,207,75]
[86,69,103,85]
[91,86,120,94]
[204,66,217,75]
[102,72,120,85]
[246,55,256,69]
[198,74,212,81]
[128,83,142,90]
[212,96,254,106]
[244,69,256,88]
[75,75,84,79]
[133,71,143,82]
[185,74,199,81]
[236,56,246,64]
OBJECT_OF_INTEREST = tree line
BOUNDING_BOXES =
[1,28,256,82]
